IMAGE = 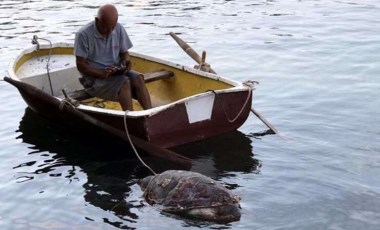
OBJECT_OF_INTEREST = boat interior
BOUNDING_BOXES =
[13,46,234,111]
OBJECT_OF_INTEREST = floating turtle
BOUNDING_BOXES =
[139,170,241,223]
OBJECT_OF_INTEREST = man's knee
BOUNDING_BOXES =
[131,74,145,86]
[118,79,131,95]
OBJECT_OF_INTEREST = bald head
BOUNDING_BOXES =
[96,4,118,37]
[97,4,118,22]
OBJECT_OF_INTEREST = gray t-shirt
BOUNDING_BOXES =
[74,21,133,70]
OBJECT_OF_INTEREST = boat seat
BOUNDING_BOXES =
[67,69,174,100]
[143,69,174,83]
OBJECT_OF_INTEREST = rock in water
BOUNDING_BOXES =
[139,170,241,223]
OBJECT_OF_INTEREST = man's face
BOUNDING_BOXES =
[96,17,116,36]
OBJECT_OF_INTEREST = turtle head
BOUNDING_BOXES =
[138,175,154,191]
[186,204,241,223]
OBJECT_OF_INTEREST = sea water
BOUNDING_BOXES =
[1,0,380,229]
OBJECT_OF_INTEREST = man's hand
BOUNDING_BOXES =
[76,56,115,79]
[101,66,116,78]
[120,52,132,72]
[106,65,128,76]
[123,60,132,72]
[119,60,131,73]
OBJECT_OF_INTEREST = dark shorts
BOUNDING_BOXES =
[80,70,140,101]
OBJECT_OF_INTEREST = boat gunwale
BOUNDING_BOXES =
[76,86,251,118]
[8,42,251,118]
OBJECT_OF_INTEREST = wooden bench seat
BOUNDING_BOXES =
[143,69,174,83]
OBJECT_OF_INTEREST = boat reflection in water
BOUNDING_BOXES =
[16,108,261,227]
[173,131,261,180]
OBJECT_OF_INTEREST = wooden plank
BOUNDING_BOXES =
[144,69,174,83]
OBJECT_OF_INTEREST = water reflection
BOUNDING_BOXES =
[174,131,261,179]
[16,108,260,227]
[17,108,261,176]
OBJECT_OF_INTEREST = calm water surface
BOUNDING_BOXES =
[1,0,380,229]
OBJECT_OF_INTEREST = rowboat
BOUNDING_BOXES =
[6,37,253,150]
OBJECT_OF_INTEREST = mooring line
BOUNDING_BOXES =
[123,111,157,175]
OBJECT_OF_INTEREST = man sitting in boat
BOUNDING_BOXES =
[74,4,152,111]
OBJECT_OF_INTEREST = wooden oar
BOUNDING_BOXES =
[169,32,278,135]
[4,77,192,168]
[250,107,278,134]
[169,32,217,74]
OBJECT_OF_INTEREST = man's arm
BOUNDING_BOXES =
[76,56,115,79]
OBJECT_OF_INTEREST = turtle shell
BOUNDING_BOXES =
[139,170,241,221]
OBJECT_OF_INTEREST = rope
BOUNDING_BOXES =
[45,43,53,96]
[208,80,256,123]
[34,36,54,96]
[59,91,156,175]
[59,98,78,110]
[123,110,157,175]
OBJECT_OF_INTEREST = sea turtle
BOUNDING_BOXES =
[139,170,241,223]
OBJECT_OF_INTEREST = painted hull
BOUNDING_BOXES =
[89,90,251,147]
[7,42,253,148]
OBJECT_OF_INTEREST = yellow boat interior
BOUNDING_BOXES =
[12,46,234,111]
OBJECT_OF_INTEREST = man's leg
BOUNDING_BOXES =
[131,75,152,110]
[118,79,133,111]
